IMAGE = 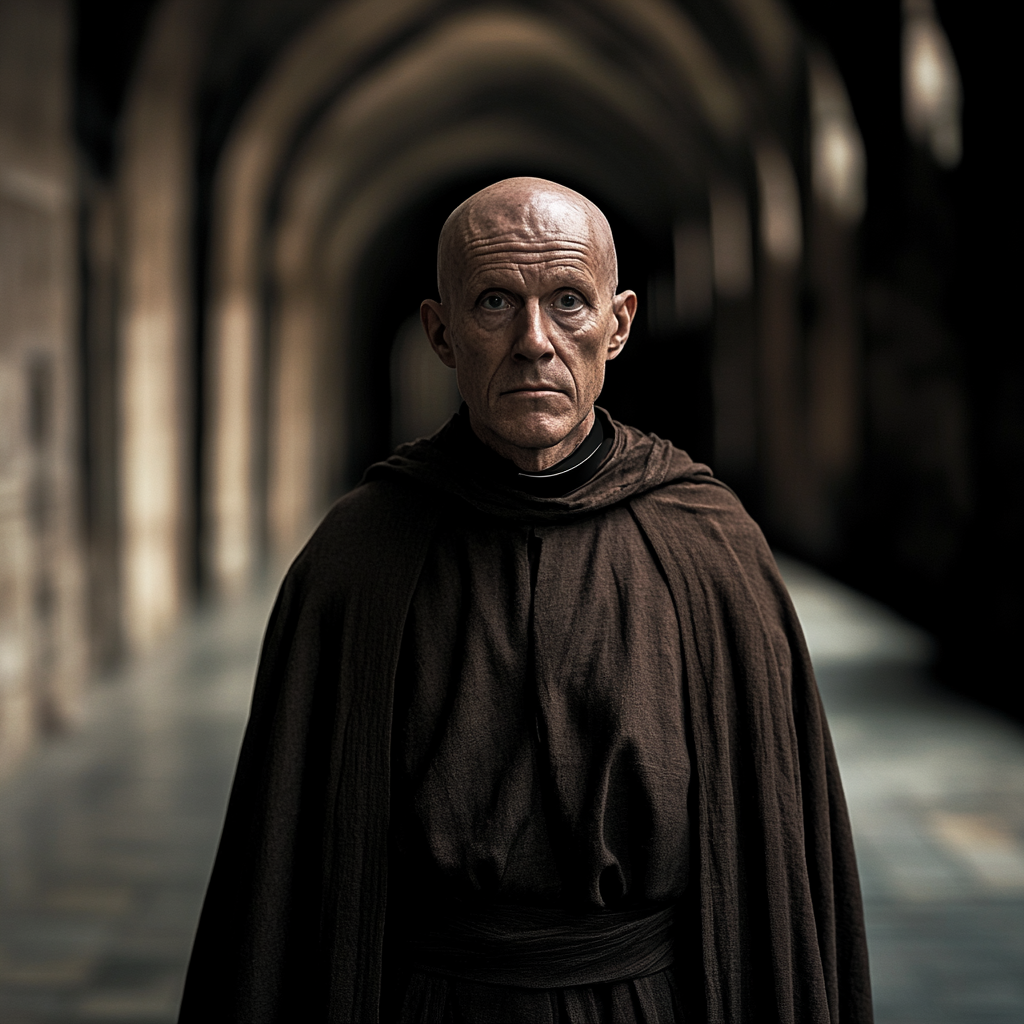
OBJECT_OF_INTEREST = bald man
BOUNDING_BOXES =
[180,179,872,1024]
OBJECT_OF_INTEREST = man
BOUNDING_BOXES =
[180,178,872,1023]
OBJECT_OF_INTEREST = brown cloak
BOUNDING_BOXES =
[178,414,872,1023]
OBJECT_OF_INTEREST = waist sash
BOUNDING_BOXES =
[404,902,675,989]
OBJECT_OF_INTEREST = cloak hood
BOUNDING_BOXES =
[366,407,708,522]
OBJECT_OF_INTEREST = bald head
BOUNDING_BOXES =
[420,176,636,472]
[437,177,618,305]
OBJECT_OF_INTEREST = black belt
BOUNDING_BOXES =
[403,902,675,989]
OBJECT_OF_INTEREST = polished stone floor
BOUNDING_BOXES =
[779,557,1024,1024]
[0,561,1022,1023]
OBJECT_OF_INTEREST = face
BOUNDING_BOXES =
[421,194,636,470]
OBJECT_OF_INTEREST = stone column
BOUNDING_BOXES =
[117,0,209,648]
[0,0,85,773]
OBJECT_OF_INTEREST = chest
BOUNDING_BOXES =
[394,506,691,903]
[400,507,685,768]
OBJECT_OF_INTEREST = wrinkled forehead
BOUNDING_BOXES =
[440,192,616,299]
[458,193,597,249]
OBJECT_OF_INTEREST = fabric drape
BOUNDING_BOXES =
[178,412,872,1024]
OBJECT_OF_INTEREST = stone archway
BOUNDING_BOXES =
[205,0,781,579]
[182,0,864,589]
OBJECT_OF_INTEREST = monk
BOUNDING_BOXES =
[179,179,873,1023]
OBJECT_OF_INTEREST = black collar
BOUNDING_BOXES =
[455,406,615,498]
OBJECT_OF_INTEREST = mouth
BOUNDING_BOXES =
[501,386,565,396]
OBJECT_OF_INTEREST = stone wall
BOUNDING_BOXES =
[0,0,85,775]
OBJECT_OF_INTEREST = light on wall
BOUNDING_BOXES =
[902,0,962,168]
[809,52,866,223]
[755,142,802,267]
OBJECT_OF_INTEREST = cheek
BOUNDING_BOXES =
[567,326,611,382]
[581,356,608,395]
[451,338,500,395]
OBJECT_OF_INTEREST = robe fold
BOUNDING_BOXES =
[178,411,872,1024]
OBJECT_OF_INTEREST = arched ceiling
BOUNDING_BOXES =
[208,0,806,303]
[272,5,735,291]
[197,0,816,568]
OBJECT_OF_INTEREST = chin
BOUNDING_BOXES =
[496,411,575,451]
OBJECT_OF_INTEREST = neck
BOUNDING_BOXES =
[469,408,596,471]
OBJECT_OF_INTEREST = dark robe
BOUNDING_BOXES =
[387,408,690,1021]
[178,411,873,1024]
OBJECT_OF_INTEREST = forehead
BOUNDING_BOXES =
[462,194,593,243]
[454,198,606,289]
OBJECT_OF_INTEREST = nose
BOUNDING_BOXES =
[512,299,555,362]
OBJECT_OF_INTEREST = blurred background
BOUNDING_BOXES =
[0,0,1020,1021]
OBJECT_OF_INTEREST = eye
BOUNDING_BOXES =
[480,293,510,310]
[555,292,584,310]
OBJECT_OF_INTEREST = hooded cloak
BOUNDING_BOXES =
[179,412,872,1024]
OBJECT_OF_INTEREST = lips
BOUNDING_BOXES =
[502,385,565,395]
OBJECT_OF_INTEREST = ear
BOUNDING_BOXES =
[606,290,637,362]
[421,299,456,368]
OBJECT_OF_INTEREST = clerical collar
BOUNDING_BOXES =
[455,405,614,498]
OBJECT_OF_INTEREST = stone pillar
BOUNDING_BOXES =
[805,51,866,536]
[267,288,322,566]
[754,140,811,543]
[117,0,208,648]
[0,0,85,773]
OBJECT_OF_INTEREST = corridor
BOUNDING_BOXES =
[0,559,1021,1023]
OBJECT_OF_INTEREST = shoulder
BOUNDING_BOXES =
[639,449,757,534]
[633,457,778,584]
[282,477,442,605]
[605,421,766,554]
[632,468,799,652]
